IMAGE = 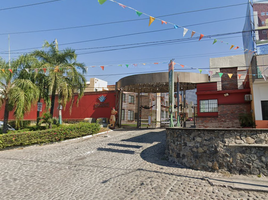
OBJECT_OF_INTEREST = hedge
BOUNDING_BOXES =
[0,122,101,150]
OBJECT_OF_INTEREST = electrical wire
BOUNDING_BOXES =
[0,0,64,11]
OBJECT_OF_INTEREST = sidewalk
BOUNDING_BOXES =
[205,175,268,192]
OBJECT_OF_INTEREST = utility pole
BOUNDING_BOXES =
[8,35,10,68]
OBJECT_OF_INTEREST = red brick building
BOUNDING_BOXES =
[196,55,252,128]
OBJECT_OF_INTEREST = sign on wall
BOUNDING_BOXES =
[94,95,109,108]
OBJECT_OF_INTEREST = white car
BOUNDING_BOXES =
[0,121,15,131]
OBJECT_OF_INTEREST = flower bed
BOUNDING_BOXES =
[0,122,100,150]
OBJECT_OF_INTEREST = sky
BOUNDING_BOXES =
[0,0,259,85]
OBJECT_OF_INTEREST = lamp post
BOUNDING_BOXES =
[58,104,62,125]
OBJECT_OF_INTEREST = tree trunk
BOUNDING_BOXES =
[50,81,57,117]
[3,100,10,133]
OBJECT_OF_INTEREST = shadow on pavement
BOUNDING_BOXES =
[97,147,135,155]
[107,143,142,149]
[121,130,163,144]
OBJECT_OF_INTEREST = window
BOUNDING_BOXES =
[261,12,265,16]
[261,101,268,120]
[166,111,169,118]
[266,12,268,16]
[161,110,165,118]
[123,93,126,102]
[129,95,134,104]
[200,99,218,113]
[122,109,125,120]
[128,110,134,121]
[262,21,265,25]
[262,30,267,34]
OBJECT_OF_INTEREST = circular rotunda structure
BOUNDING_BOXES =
[116,72,209,128]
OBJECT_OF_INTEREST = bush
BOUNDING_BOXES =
[239,113,255,128]
[9,120,32,130]
[0,122,100,150]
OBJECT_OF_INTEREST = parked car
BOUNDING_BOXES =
[0,121,15,131]
[161,119,178,127]
[186,117,194,121]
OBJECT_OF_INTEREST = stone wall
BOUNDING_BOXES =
[166,128,268,175]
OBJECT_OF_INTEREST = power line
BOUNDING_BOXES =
[0,1,252,36]
[76,31,247,55]
[0,0,64,11]
[0,28,249,55]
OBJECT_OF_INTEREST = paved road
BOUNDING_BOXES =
[0,129,267,200]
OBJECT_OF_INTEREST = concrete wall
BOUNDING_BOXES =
[210,55,248,90]
[166,128,268,175]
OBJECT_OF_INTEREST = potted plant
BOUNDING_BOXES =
[239,113,256,128]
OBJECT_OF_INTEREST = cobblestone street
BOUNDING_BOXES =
[0,129,267,200]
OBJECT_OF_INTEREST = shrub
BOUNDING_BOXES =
[0,122,100,150]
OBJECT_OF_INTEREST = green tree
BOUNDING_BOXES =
[0,56,39,133]
[32,40,87,119]
[17,56,51,125]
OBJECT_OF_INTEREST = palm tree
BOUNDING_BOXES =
[0,56,39,133]
[32,40,87,118]
[17,55,51,125]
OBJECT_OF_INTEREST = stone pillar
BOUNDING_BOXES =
[156,93,161,128]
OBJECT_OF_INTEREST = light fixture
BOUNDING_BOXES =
[224,93,229,97]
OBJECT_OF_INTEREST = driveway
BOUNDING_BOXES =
[0,129,267,200]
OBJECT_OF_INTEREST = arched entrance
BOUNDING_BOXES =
[116,72,209,128]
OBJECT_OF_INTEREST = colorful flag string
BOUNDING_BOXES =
[99,0,255,54]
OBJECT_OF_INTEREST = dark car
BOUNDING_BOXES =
[186,117,194,121]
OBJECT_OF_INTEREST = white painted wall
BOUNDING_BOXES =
[253,82,268,120]
[85,78,108,92]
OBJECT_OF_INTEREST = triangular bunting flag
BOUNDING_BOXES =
[126,64,129,68]
[213,39,217,44]
[118,64,122,67]
[180,64,184,68]
[183,28,188,37]
[238,74,242,79]
[191,31,196,38]
[228,73,233,78]
[230,45,234,50]
[43,68,47,73]
[143,63,146,65]
[198,69,202,74]
[133,64,137,66]
[1,69,5,73]
[209,71,213,76]
[9,69,13,73]
[98,0,107,5]
[119,3,126,8]
[25,69,29,73]
[100,66,104,70]
[136,11,142,16]
[149,16,155,26]
[218,73,223,78]
[174,25,179,29]
[234,46,239,50]
[161,20,167,24]
[154,63,159,64]
[199,34,204,41]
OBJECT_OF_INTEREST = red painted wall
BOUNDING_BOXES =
[62,91,116,120]
[196,82,251,117]
[0,91,116,121]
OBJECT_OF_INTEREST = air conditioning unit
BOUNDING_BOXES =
[244,94,252,101]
